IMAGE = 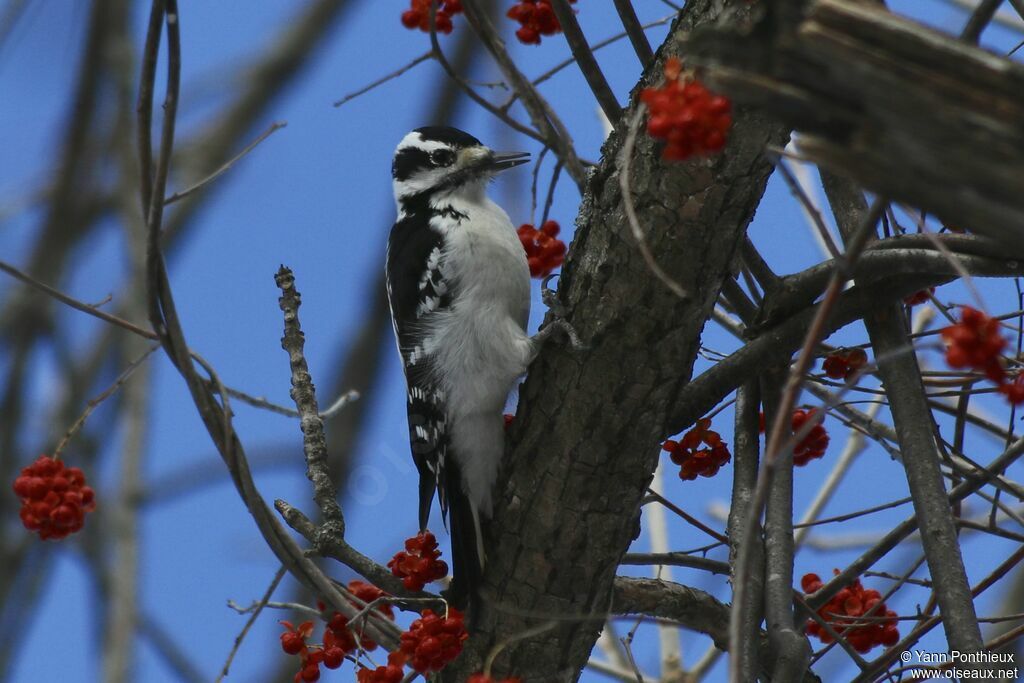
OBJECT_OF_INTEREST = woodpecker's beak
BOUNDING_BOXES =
[449,148,530,188]
[484,151,530,173]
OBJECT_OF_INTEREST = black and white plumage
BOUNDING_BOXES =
[386,126,532,606]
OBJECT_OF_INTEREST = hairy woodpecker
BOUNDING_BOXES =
[386,126,533,607]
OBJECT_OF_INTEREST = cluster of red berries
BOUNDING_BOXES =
[1002,375,1024,405]
[280,620,332,682]
[662,418,731,481]
[506,0,575,44]
[759,411,830,466]
[356,609,471,681]
[326,581,395,652]
[388,531,449,590]
[279,581,396,682]
[942,306,1006,382]
[13,455,96,540]
[802,572,900,653]
[517,220,567,278]
[357,652,406,683]
[903,287,935,306]
[640,57,732,161]
[941,306,1023,404]
[791,409,830,466]
[822,348,868,381]
[398,608,469,673]
[400,0,463,33]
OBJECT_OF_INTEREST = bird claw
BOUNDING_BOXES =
[539,318,587,351]
[540,274,563,315]
[533,275,587,352]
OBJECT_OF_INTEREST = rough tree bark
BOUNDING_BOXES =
[446,2,789,679]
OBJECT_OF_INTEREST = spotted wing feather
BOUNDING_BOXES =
[386,214,454,530]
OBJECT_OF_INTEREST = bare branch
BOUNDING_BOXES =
[612,0,655,67]
[821,170,983,654]
[461,0,588,190]
[727,381,763,681]
[333,51,434,108]
[53,344,160,459]
[549,0,622,125]
[275,266,346,532]
[215,566,287,682]
[0,259,157,341]
[163,121,286,205]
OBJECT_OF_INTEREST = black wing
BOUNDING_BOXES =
[386,215,453,531]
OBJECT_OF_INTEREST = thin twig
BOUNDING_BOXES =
[426,2,546,145]
[960,0,1003,42]
[227,387,360,420]
[795,308,933,547]
[333,51,434,107]
[516,13,674,99]
[550,0,621,125]
[0,259,157,340]
[275,266,346,532]
[53,343,160,458]
[612,0,655,67]
[164,121,287,205]
[646,462,681,678]
[729,199,886,683]
[135,0,398,650]
[215,566,287,682]
[460,0,588,189]
[767,151,840,259]
[645,489,727,543]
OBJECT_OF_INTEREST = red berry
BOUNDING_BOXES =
[702,130,726,151]
[400,0,463,33]
[662,417,732,481]
[13,455,96,541]
[399,608,468,673]
[506,0,575,44]
[515,25,539,44]
[941,306,1017,401]
[389,531,448,591]
[281,632,305,655]
[803,570,899,652]
[517,221,567,278]
[801,573,822,593]
[822,348,869,381]
[904,287,935,306]
[1000,375,1024,405]
[640,59,732,161]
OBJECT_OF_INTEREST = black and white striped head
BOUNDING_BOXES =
[391,126,529,207]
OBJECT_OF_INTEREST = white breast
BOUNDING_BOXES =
[421,187,532,514]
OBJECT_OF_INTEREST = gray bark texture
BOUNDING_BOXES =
[444,3,789,679]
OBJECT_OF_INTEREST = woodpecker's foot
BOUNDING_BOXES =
[541,276,564,312]
[534,275,587,352]
[532,317,586,351]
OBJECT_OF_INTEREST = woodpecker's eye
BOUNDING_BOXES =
[431,149,456,167]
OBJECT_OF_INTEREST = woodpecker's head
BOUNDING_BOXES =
[391,126,529,208]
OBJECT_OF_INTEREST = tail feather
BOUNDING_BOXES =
[442,459,484,611]
[418,473,436,533]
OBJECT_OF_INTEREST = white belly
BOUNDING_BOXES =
[422,192,532,513]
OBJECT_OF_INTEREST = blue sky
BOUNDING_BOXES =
[2,1,1023,681]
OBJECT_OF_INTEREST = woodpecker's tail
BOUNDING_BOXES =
[442,458,485,612]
